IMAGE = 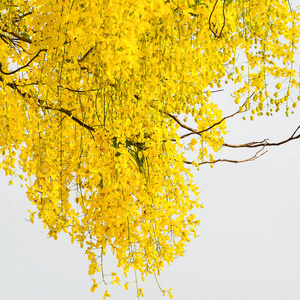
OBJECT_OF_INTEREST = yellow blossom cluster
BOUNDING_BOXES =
[0,0,299,297]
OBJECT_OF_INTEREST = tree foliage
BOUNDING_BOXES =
[1,0,300,297]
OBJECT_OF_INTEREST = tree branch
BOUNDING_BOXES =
[164,111,199,135]
[0,34,10,44]
[205,89,224,94]
[13,11,33,23]
[0,76,96,132]
[0,26,32,44]
[166,100,249,140]
[208,0,226,38]
[42,105,95,132]
[0,49,46,75]
[184,144,268,165]
[77,47,94,63]
[181,104,246,139]
[223,126,300,148]
[62,86,99,93]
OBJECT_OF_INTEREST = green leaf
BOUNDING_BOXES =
[225,0,234,6]
[20,32,30,39]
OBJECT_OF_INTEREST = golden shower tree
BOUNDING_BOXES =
[1,0,300,298]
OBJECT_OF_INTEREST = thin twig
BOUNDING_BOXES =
[0,26,32,44]
[181,102,247,139]
[77,47,94,63]
[205,89,224,94]
[13,11,33,23]
[184,144,268,165]
[0,49,46,75]
[208,0,226,38]
[223,126,300,148]
[165,111,199,135]
[166,99,249,140]
[62,86,99,93]
[0,76,96,132]
[43,106,95,131]
[0,34,10,44]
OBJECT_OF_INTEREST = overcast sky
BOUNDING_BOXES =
[0,94,300,300]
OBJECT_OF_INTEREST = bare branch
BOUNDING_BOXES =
[0,49,46,75]
[206,89,224,94]
[184,145,268,166]
[223,126,300,148]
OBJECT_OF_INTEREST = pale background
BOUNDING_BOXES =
[0,97,300,300]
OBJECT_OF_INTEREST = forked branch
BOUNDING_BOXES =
[208,0,226,38]
[166,100,248,139]
[224,126,300,148]
[184,125,300,166]
[184,144,268,165]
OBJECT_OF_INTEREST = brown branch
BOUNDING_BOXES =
[223,126,300,148]
[205,89,224,94]
[208,0,226,38]
[62,86,99,93]
[77,47,94,63]
[0,49,46,75]
[166,100,249,140]
[164,111,199,135]
[0,76,95,132]
[13,11,33,23]
[4,80,28,97]
[43,106,95,132]
[181,103,247,139]
[184,145,268,165]
[0,26,32,44]
[0,34,10,44]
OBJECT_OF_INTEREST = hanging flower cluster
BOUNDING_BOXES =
[0,0,299,297]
